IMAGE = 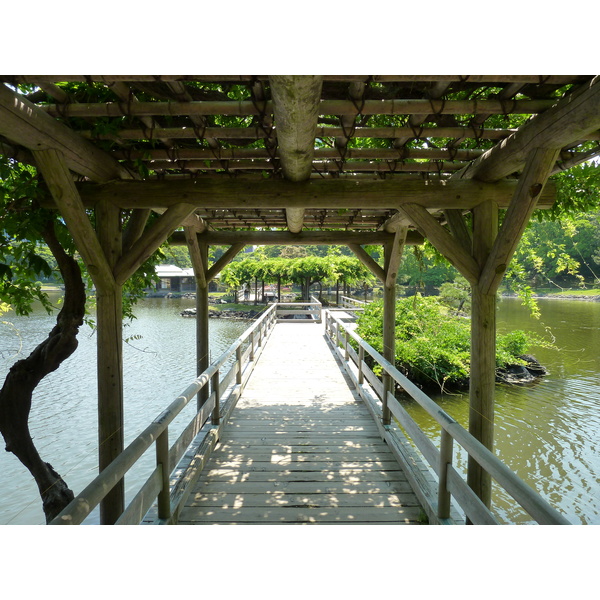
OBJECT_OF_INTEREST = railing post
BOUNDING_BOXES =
[212,369,220,425]
[358,345,365,385]
[438,428,454,520]
[156,428,171,521]
[250,330,255,361]
[344,329,349,360]
[236,345,242,385]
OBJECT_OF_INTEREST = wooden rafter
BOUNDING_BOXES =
[0,85,130,182]
[457,76,600,182]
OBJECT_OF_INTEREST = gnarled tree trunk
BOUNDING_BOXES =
[0,223,86,523]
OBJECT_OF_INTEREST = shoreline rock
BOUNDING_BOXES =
[495,354,548,385]
[181,308,259,320]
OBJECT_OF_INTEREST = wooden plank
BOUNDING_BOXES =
[188,492,421,508]
[177,506,423,523]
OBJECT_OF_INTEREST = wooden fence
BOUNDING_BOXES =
[324,309,570,525]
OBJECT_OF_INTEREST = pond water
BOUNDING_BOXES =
[1,295,599,525]
[0,296,248,525]
[404,296,600,525]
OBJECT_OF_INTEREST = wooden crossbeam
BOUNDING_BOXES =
[39,98,558,119]
[70,178,556,211]
[168,230,423,246]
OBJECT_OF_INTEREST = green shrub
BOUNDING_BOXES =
[355,295,534,392]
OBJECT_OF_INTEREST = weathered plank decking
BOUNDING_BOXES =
[177,321,424,524]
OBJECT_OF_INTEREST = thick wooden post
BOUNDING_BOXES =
[382,229,407,426]
[382,279,395,426]
[467,200,498,512]
[95,200,125,524]
[196,242,210,410]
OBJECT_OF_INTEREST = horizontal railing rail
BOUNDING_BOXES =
[50,303,278,525]
[276,296,322,322]
[340,295,368,308]
[324,309,570,525]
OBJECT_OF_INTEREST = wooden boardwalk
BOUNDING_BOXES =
[177,322,424,525]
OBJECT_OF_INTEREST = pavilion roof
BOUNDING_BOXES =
[1,75,599,236]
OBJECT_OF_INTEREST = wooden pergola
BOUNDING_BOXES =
[2,75,599,524]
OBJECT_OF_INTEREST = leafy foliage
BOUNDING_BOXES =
[355,295,537,392]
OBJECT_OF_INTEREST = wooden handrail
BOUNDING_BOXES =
[324,310,570,525]
[50,304,278,525]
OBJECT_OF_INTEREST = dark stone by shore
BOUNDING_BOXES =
[495,354,548,385]
[181,308,259,319]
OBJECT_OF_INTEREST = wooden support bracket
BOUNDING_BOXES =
[114,203,196,286]
[385,227,408,289]
[399,203,480,285]
[479,147,560,295]
[32,149,116,291]
[206,243,245,283]
[347,244,386,283]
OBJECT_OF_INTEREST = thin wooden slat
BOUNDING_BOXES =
[39,98,557,119]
